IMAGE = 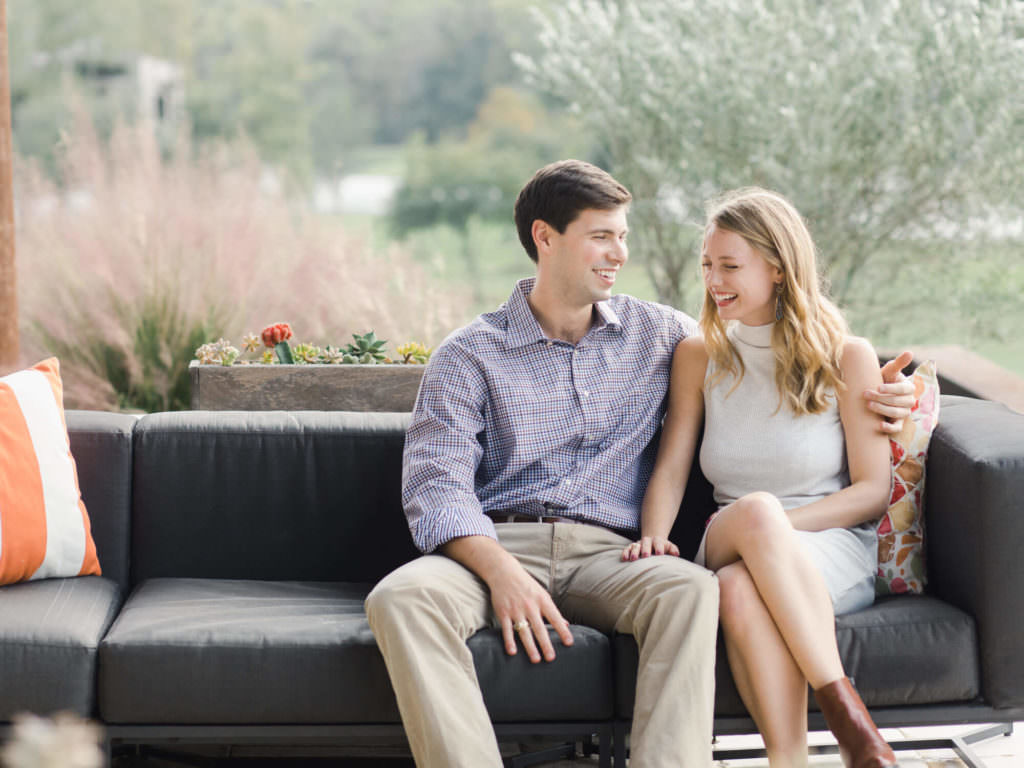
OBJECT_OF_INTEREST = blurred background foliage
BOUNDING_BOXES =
[8,0,558,177]
[7,0,1024,409]
[520,0,1024,351]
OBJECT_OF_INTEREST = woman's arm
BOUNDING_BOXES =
[624,335,708,559]
[787,336,892,532]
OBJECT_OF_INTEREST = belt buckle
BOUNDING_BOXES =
[541,503,558,525]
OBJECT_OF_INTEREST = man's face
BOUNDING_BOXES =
[541,206,629,308]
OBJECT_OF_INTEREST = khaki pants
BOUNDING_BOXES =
[366,522,719,768]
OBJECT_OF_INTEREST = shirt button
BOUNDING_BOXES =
[546,340,553,347]
[562,479,572,487]
[581,391,589,398]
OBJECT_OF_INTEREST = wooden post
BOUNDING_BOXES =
[0,0,20,368]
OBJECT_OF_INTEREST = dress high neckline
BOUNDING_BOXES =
[732,321,774,349]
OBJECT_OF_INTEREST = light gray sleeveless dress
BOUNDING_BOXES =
[694,321,877,616]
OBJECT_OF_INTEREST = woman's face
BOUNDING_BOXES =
[701,223,782,326]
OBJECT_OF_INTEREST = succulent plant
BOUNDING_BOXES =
[242,333,260,353]
[194,339,240,366]
[292,342,322,364]
[396,341,432,364]
[260,323,295,363]
[260,323,293,347]
[321,346,346,364]
[197,326,430,366]
[342,331,388,364]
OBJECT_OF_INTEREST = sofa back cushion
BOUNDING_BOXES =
[670,431,717,560]
[130,411,418,586]
[66,410,137,592]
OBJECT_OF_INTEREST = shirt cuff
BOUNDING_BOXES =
[411,509,498,554]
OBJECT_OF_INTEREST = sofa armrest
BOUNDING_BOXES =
[66,410,139,593]
[925,395,1024,709]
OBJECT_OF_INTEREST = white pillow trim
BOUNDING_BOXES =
[4,368,87,580]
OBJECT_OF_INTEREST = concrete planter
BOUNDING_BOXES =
[189,361,425,412]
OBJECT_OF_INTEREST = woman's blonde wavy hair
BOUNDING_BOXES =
[700,187,848,415]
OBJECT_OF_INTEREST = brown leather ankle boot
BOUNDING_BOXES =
[814,677,898,768]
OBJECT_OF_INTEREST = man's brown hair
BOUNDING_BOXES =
[514,160,632,262]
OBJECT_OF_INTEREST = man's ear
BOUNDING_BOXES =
[532,219,554,256]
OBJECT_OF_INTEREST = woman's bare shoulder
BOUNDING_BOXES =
[839,335,879,372]
[672,334,709,384]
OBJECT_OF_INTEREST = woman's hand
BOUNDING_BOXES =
[622,536,680,561]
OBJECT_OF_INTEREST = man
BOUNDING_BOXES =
[366,160,913,767]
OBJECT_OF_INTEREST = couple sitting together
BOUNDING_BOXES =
[366,159,914,768]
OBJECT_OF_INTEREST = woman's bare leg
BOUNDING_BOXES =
[704,492,844,690]
[718,561,809,768]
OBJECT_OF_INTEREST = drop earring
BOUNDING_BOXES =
[775,283,784,322]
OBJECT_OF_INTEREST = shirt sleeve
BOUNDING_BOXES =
[670,307,699,339]
[401,342,498,553]
[646,299,698,341]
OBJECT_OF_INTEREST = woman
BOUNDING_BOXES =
[624,188,897,768]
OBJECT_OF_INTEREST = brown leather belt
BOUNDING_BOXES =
[488,512,634,539]
[489,513,587,526]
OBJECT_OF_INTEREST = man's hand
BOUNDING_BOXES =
[865,350,915,434]
[622,536,680,561]
[441,535,573,663]
[487,554,573,663]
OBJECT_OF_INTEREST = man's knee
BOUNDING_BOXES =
[366,556,487,639]
[645,558,720,616]
[365,565,430,629]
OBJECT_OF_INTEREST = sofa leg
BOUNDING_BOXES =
[949,722,1014,768]
[612,722,627,768]
[596,727,611,768]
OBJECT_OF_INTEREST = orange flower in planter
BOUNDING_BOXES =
[261,323,293,348]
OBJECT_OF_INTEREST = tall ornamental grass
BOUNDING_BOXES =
[15,114,469,411]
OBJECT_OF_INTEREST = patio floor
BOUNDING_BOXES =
[107,722,1022,767]
[535,721,1024,767]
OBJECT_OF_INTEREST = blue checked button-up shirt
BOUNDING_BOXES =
[402,277,697,553]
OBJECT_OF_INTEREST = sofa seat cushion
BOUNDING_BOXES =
[0,575,121,719]
[99,578,613,724]
[615,594,979,719]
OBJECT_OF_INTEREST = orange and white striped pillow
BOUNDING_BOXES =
[0,358,100,585]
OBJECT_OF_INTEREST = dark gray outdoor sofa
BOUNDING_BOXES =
[1,395,1022,767]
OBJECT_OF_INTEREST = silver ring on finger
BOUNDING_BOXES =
[513,619,530,632]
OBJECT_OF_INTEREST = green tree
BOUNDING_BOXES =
[184,0,314,179]
[8,0,317,177]
[390,88,590,301]
[517,0,1024,314]
[10,0,558,178]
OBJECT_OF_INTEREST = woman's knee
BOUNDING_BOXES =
[731,492,791,545]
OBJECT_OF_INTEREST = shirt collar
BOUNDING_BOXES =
[505,277,622,349]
